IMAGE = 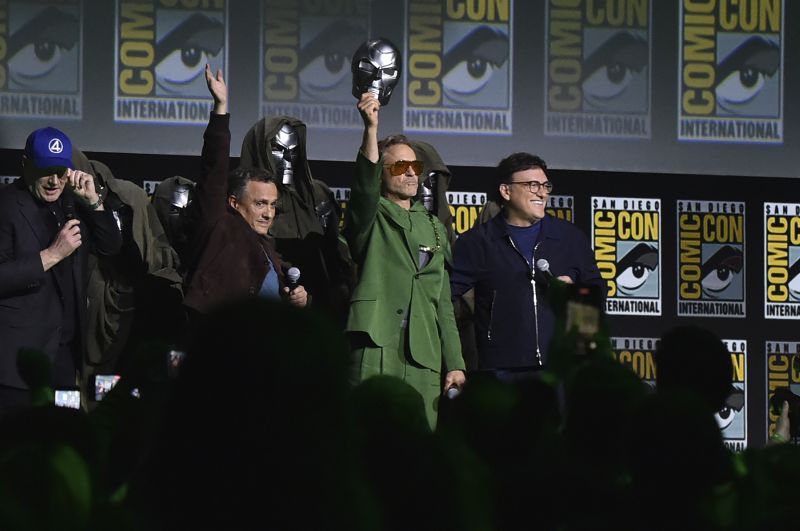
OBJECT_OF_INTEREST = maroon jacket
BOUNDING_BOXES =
[183,113,285,314]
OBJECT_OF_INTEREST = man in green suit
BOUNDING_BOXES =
[344,93,466,428]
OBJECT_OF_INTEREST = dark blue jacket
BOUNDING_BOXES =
[0,181,122,388]
[450,213,604,370]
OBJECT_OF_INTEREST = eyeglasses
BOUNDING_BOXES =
[34,169,69,181]
[504,180,553,194]
[39,170,69,182]
[384,160,424,176]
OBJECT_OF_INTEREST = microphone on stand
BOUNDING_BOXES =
[287,267,301,291]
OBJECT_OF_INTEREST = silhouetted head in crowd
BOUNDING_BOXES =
[350,375,430,441]
[564,356,648,471]
[0,406,97,530]
[439,373,559,463]
[349,375,493,531]
[628,390,732,530]
[435,373,563,531]
[139,299,365,530]
[733,443,800,529]
[656,325,732,412]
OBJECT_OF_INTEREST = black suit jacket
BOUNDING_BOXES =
[0,180,122,389]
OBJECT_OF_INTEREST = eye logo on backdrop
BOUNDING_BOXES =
[545,0,651,138]
[765,341,798,441]
[764,203,800,318]
[611,336,658,388]
[720,339,747,451]
[677,200,746,317]
[404,0,512,135]
[592,196,661,315]
[0,0,81,119]
[115,0,227,124]
[678,0,783,143]
[261,0,367,129]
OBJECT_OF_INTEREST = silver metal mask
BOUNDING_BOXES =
[351,38,401,106]
[171,183,192,208]
[152,176,196,256]
[420,172,438,213]
[270,123,300,186]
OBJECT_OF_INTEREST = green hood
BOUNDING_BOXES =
[411,140,455,244]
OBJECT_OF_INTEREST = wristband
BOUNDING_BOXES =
[88,197,103,210]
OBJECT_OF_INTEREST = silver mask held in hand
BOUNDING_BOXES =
[351,37,401,106]
[270,123,300,186]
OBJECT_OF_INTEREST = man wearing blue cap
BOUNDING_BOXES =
[0,127,122,416]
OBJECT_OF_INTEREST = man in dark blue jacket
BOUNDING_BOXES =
[450,152,603,375]
[0,127,122,415]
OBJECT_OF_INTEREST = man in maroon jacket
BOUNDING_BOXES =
[183,65,307,315]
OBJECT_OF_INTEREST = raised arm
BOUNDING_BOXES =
[344,94,383,262]
[206,64,227,116]
[195,65,231,227]
[358,92,379,163]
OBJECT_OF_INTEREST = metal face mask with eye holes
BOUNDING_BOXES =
[351,37,402,106]
[153,177,195,254]
[270,123,300,186]
[162,183,193,235]
[419,172,438,213]
[171,182,192,209]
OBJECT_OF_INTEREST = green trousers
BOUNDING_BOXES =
[350,327,441,429]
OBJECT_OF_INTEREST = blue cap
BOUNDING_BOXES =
[24,127,73,171]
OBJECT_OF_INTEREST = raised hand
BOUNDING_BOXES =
[205,63,228,115]
[66,169,101,208]
[358,92,380,162]
[358,92,380,129]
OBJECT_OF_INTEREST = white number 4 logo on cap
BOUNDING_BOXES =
[49,139,63,153]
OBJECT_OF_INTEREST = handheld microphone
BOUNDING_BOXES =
[63,193,76,222]
[446,386,461,399]
[535,258,555,282]
[287,267,301,291]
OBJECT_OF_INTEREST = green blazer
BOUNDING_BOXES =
[344,152,465,374]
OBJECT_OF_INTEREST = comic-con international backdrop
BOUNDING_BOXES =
[2,0,800,448]
[0,0,797,176]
